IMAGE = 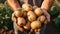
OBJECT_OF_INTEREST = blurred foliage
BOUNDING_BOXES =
[0,0,60,30]
[0,1,13,30]
[0,0,6,3]
[48,0,60,27]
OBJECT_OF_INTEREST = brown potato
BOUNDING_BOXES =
[27,11,36,16]
[17,17,26,26]
[31,21,41,30]
[28,15,36,22]
[34,8,43,16]
[22,3,32,11]
[14,11,23,17]
[38,15,46,23]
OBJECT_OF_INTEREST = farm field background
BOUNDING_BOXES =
[0,0,60,34]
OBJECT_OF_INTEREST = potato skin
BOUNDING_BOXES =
[38,15,46,23]
[28,15,36,22]
[14,11,23,17]
[27,11,36,22]
[34,8,43,16]
[27,11,36,16]
[17,17,26,26]
[31,21,41,30]
[22,3,32,11]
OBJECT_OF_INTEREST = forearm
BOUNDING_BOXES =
[41,0,54,11]
[7,0,20,11]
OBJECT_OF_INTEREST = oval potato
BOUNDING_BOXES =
[31,21,41,29]
[17,17,26,26]
[34,8,43,16]
[22,3,32,11]
[14,11,23,17]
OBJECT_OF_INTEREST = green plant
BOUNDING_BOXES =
[48,2,60,28]
[54,16,60,27]
[0,0,6,3]
[0,1,13,30]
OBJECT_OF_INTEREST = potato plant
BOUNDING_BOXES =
[48,1,60,27]
[0,1,13,30]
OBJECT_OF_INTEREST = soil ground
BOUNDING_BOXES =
[45,23,60,34]
[0,23,60,34]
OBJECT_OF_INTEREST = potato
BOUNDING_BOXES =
[27,11,36,16]
[14,11,23,17]
[23,21,31,30]
[27,11,36,22]
[31,21,41,30]
[34,8,43,16]
[22,3,32,11]
[17,17,26,26]
[40,15,46,22]
[28,15,36,22]
[38,15,46,23]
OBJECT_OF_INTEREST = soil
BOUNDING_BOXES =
[45,23,60,34]
[0,28,14,34]
[0,23,60,34]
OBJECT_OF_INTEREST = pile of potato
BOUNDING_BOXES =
[13,3,46,32]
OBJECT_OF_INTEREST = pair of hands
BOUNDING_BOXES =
[12,6,50,32]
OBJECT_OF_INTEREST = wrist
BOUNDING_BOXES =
[40,8,48,14]
[40,8,48,12]
[14,8,21,11]
[41,6,48,11]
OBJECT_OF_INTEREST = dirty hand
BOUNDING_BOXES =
[41,9,50,23]
[12,13,17,23]
[12,11,24,32]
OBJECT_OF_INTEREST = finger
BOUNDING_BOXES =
[15,22,24,32]
[18,27,24,32]
[12,13,16,22]
[42,10,50,22]
[12,13,14,21]
[46,14,50,22]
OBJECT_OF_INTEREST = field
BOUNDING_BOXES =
[0,0,60,34]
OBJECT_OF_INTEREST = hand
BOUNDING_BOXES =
[12,10,22,22]
[12,13,17,23]
[12,11,24,32]
[41,9,50,23]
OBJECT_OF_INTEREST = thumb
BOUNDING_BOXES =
[12,13,17,23]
